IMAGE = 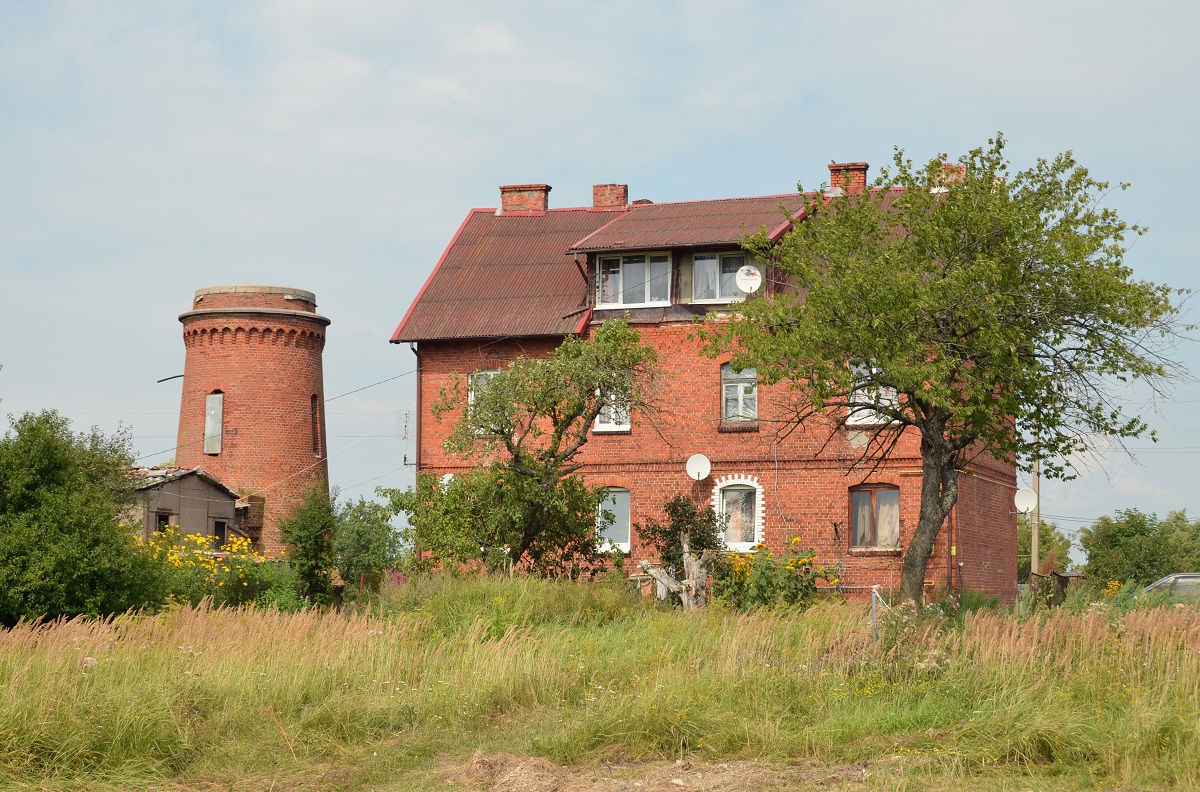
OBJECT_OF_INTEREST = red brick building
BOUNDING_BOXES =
[175,285,330,554]
[391,171,1017,601]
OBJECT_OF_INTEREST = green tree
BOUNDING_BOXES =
[332,497,401,599]
[1080,509,1199,586]
[278,485,336,604]
[707,135,1182,604]
[635,495,726,579]
[384,319,656,574]
[0,410,166,625]
[1017,514,1073,582]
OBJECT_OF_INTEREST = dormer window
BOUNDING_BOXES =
[693,253,748,302]
[597,253,671,308]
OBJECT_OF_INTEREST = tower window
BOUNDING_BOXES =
[311,394,323,456]
[204,392,224,454]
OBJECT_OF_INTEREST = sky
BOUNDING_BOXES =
[2,1,1198,557]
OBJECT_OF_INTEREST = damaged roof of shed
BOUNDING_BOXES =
[131,466,240,499]
[567,193,811,253]
[391,208,612,343]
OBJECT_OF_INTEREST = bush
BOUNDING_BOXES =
[145,530,297,608]
[714,539,837,610]
[0,411,168,625]
[278,485,336,605]
[333,497,401,601]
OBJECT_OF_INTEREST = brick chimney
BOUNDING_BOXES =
[592,184,628,209]
[827,162,869,195]
[499,184,551,214]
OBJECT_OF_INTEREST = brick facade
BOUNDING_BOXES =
[415,323,1018,603]
[175,285,330,554]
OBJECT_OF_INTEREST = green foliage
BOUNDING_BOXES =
[705,135,1183,602]
[277,485,336,605]
[333,496,401,599]
[1080,508,1200,586]
[384,319,656,575]
[1017,515,1074,582]
[386,467,607,577]
[0,410,167,625]
[145,529,298,608]
[635,495,725,573]
[714,540,837,610]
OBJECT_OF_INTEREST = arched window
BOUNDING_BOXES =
[712,474,765,551]
[597,487,631,553]
[203,391,224,455]
[850,485,900,548]
[311,394,323,457]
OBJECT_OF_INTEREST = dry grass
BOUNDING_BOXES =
[1,576,1197,790]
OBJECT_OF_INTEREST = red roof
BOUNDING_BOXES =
[391,191,814,344]
[568,194,811,253]
[391,208,611,343]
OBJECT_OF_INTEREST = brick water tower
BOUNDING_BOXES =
[175,285,330,553]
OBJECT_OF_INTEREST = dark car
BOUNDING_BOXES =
[1142,574,1200,601]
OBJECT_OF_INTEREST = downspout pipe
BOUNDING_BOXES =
[409,342,422,562]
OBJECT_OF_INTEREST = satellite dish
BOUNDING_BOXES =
[1014,487,1037,514]
[735,264,762,294]
[685,454,711,481]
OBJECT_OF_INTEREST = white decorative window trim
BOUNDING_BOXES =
[711,473,766,552]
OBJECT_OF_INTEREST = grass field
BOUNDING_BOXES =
[1,575,1198,791]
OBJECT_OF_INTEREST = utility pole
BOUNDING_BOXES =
[1031,431,1040,580]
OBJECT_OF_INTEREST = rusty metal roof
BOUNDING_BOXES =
[568,193,811,253]
[391,208,612,343]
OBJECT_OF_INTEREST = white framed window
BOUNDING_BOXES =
[712,474,765,552]
[693,253,749,302]
[721,363,758,422]
[594,392,631,432]
[597,487,631,553]
[204,392,224,454]
[846,366,899,426]
[467,370,502,405]
[850,486,900,548]
[597,253,671,308]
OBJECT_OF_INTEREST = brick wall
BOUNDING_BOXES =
[415,322,1017,600]
[175,286,330,554]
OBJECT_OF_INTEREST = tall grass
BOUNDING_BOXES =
[1,576,1198,788]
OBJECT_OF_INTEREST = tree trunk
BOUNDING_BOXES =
[639,532,714,611]
[899,425,960,605]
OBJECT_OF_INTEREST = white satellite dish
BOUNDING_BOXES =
[686,453,711,481]
[1014,487,1037,514]
[735,264,762,294]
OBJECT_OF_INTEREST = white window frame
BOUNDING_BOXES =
[850,486,901,549]
[596,252,672,309]
[845,366,899,426]
[692,252,750,303]
[203,392,224,455]
[712,474,765,552]
[467,370,502,406]
[597,487,631,553]
[593,385,631,433]
[721,363,758,423]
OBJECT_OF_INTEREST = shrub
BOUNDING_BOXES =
[278,485,336,605]
[714,539,837,610]
[145,529,296,608]
[333,497,401,600]
[0,411,168,625]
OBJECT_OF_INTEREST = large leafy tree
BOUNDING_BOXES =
[384,318,656,574]
[709,135,1182,604]
[1081,509,1200,586]
[0,410,167,625]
